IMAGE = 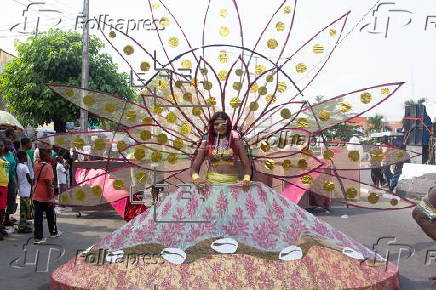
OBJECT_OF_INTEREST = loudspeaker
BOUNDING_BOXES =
[407,127,424,146]
[404,105,427,130]
[404,105,432,146]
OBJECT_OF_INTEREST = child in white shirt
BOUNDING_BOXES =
[56,156,67,193]
[16,151,33,233]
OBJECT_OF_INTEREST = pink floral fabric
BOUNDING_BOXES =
[96,182,378,259]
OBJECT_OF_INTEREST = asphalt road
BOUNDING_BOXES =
[0,189,434,289]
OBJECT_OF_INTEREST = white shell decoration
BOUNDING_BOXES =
[279,245,303,261]
[342,247,364,260]
[210,238,239,254]
[160,247,187,264]
[80,245,95,256]
[105,250,124,263]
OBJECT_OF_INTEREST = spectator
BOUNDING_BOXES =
[32,142,62,244]
[5,128,17,143]
[34,146,40,161]
[55,156,67,194]
[370,144,384,187]
[16,151,33,233]
[412,186,436,286]
[0,140,10,240]
[60,149,72,187]
[3,139,17,226]
[20,138,34,180]
[13,140,21,153]
[389,144,410,191]
[21,138,34,163]
[381,137,393,188]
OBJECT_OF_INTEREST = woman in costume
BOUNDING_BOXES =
[51,110,401,289]
[191,111,251,188]
[44,0,422,286]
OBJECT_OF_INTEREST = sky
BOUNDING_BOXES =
[1,0,436,122]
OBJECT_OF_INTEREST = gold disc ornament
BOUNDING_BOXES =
[360,92,372,104]
[280,108,292,119]
[318,110,331,121]
[338,101,352,112]
[282,159,292,170]
[260,141,270,152]
[267,38,278,49]
[368,192,379,204]
[346,187,358,199]
[123,45,134,55]
[264,159,275,170]
[301,175,313,185]
[113,180,125,190]
[295,63,307,73]
[348,151,360,162]
[230,97,241,108]
[83,95,95,106]
[323,180,335,192]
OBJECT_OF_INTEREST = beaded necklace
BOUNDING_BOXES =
[215,137,230,157]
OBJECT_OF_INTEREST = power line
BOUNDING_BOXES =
[10,0,80,24]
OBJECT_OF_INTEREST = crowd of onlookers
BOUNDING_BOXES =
[370,137,410,192]
[0,128,72,244]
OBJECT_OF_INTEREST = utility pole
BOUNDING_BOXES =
[80,0,90,131]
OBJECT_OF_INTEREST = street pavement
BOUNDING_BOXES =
[0,186,434,289]
[0,209,125,290]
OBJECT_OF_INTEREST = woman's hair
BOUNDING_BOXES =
[17,150,27,161]
[4,139,13,152]
[0,139,6,155]
[13,140,21,151]
[207,111,238,156]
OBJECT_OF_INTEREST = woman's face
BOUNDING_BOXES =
[4,140,13,152]
[213,118,228,136]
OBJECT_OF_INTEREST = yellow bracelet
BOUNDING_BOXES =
[192,173,200,180]
[243,174,251,181]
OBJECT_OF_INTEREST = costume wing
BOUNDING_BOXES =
[278,169,416,210]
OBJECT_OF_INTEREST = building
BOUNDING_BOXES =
[386,121,403,133]
[0,49,15,72]
[347,117,369,133]
[347,117,404,134]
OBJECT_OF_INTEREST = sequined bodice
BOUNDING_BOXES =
[208,138,237,165]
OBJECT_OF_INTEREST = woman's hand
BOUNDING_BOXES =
[192,177,205,188]
[238,179,250,191]
[192,178,206,196]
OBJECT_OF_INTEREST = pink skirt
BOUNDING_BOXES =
[0,186,8,210]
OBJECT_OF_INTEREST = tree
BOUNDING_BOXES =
[367,114,391,133]
[0,29,136,132]
[404,98,426,106]
[302,96,361,141]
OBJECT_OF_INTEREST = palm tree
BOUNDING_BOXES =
[367,114,390,133]
[404,98,426,106]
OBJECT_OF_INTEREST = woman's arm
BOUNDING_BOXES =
[190,141,207,178]
[25,173,32,185]
[235,139,252,177]
[412,207,436,241]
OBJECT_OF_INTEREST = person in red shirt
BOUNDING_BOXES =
[32,143,62,244]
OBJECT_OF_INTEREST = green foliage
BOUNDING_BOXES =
[404,98,426,106]
[322,123,363,141]
[366,114,391,134]
[0,29,136,129]
[303,96,361,141]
